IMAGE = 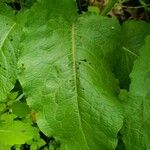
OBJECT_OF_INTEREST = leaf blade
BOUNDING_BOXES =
[18,11,123,149]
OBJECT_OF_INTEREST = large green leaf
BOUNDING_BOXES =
[121,35,150,149]
[18,1,123,149]
[114,20,150,89]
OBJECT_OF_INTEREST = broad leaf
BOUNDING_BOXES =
[121,35,150,149]
[18,1,123,149]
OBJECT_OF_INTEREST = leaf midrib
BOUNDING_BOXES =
[71,23,89,149]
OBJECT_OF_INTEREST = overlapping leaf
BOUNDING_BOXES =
[0,15,17,101]
[121,35,150,149]
[114,20,150,89]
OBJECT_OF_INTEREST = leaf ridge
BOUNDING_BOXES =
[71,23,89,149]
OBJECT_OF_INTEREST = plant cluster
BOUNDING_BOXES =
[0,0,150,150]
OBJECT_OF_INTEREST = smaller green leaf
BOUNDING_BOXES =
[0,144,11,150]
[121,35,150,150]
[7,91,18,101]
[0,114,36,145]
[88,6,99,14]
[11,101,30,117]
[114,20,150,89]
[30,138,46,150]
[27,129,46,150]
[0,113,16,121]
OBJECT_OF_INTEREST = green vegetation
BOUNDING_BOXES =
[0,0,150,149]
